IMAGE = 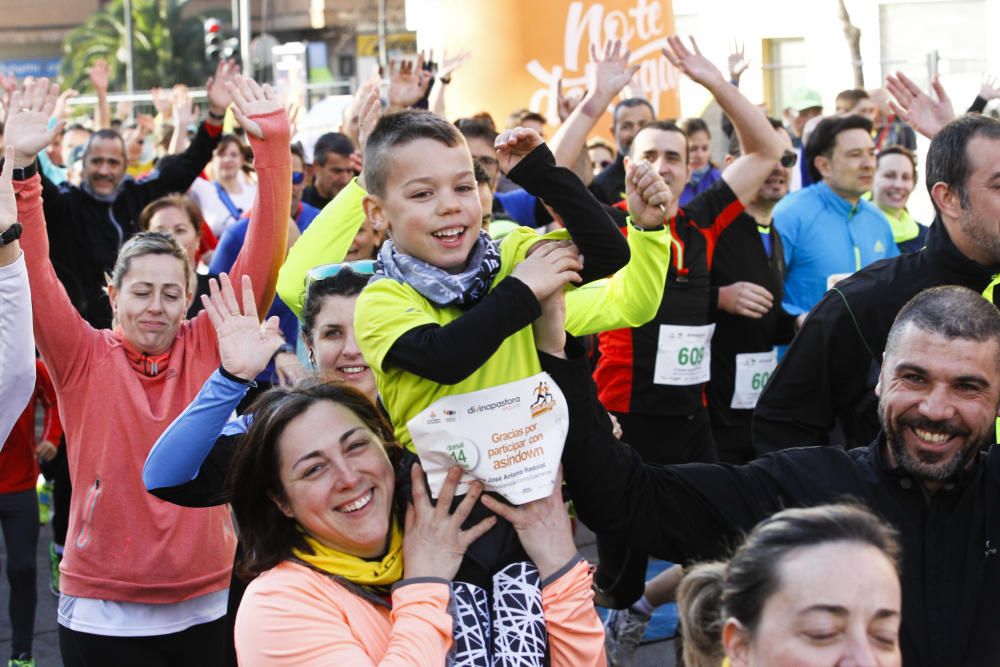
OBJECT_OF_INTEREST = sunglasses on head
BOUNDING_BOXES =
[307,260,378,285]
[292,171,305,185]
[780,150,798,168]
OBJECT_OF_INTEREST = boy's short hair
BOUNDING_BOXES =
[364,110,465,197]
[835,88,870,112]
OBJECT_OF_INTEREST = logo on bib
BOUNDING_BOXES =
[529,380,557,418]
[425,410,442,425]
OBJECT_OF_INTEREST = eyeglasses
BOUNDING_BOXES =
[292,171,305,185]
[780,150,798,168]
[598,159,612,170]
[307,260,378,286]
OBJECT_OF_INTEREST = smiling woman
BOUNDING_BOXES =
[7,74,290,665]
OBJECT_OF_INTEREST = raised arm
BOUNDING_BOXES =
[211,76,291,318]
[549,40,637,172]
[88,59,111,131]
[662,36,783,205]
[499,134,629,282]
[144,274,282,501]
[6,79,96,388]
[0,146,35,445]
[565,160,672,334]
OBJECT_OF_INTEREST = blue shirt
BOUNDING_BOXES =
[774,181,898,315]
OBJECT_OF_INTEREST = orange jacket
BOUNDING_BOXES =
[234,558,606,666]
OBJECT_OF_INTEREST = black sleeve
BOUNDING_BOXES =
[384,277,542,384]
[507,144,629,283]
[132,121,221,204]
[542,336,795,563]
[753,290,879,454]
[146,434,237,508]
[969,95,989,114]
[683,178,742,231]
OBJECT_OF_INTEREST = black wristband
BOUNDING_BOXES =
[219,365,256,386]
[0,159,38,181]
[0,222,23,247]
[207,109,226,121]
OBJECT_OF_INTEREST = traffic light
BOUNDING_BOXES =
[204,18,222,62]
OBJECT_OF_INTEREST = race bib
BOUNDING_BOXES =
[826,272,852,291]
[731,350,778,410]
[406,372,568,505]
[653,324,715,386]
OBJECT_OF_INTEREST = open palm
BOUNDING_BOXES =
[3,78,63,167]
[201,273,284,380]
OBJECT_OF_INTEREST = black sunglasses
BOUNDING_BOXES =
[780,150,798,168]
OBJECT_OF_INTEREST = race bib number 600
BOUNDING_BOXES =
[653,324,715,386]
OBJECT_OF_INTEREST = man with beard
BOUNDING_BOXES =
[541,284,1000,667]
[707,120,799,463]
[35,62,237,328]
[754,89,1000,453]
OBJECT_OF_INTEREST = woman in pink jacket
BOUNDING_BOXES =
[5,75,290,665]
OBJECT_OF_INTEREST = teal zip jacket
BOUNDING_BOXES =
[773,181,898,315]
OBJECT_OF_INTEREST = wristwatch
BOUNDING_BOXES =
[11,161,37,181]
[0,223,23,247]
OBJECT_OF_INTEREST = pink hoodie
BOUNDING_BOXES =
[14,110,290,603]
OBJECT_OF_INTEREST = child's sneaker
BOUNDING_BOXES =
[49,543,62,596]
[9,653,35,667]
[37,478,53,525]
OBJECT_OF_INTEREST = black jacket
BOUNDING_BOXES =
[42,122,221,328]
[753,217,998,453]
[545,340,1000,667]
[708,214,796,429]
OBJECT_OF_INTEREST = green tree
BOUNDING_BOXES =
[60,0,230,92]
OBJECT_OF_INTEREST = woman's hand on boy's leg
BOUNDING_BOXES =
[495,126,545,174]
[511,241,583,302]
[224,74,281,140]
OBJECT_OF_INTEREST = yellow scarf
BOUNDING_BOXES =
[292,520,404,587]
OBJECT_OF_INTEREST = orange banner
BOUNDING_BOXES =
[419,0,679,132]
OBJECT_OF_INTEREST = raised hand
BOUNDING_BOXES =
[206,58,240,118]
[588,39,639,104]
[224,74,282,140]
[555,78,586,123]
[200,273,284,381]
[511,239,583,301]
[437,49,471,80]
[387,53,430,110]
[494,126,544,174]
[356,79,383,153]
[284,100,302,137]
[402,465,496,580]
[88,58,110,93]
[717,281,774,319]
[172,88,195,128]
[728,40,750,82]
[625,160,671,229]
[980,74,1000,101]
[3,78,63,168]
[53,88,79,122]
[885,71,954,139]
[150,86,172,117]
[662,35,726,88]
[480,467,578,581]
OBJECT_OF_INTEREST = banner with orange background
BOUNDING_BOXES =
[409,0,680,136]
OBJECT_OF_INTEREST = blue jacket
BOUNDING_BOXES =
[774,181,898,315]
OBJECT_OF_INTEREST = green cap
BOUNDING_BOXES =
[787,87,823,112]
